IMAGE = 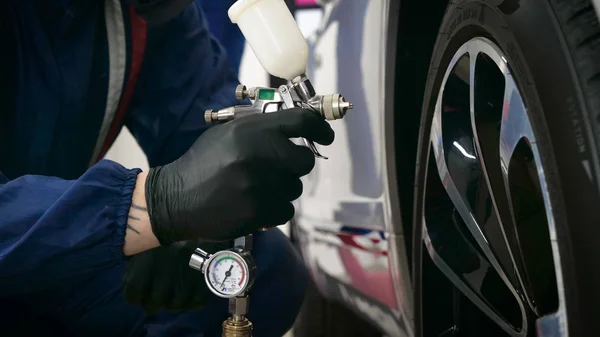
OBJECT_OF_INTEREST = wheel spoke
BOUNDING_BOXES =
[498,77,534,182]
[422,221,524,336]
[467,47,526,290]
[428,50,528,330]
[429,50,520,303]
[499,68,564,323]
[497,74,541,314]
[466,43,545,316]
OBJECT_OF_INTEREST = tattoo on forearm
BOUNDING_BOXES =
[131,203,147,212]
[127,224,141,234]
[126,203,146,235]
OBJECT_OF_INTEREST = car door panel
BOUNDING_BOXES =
[294,0,410,335]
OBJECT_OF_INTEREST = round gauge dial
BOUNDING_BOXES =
[205,251,249,298]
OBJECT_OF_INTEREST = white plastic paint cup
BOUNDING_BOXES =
[228,0,309,80]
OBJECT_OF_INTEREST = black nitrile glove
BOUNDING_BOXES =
[124,240,230,313]
[145,107,334,244]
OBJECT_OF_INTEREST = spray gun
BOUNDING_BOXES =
[205,0,353,160]
[206,75,352,158]
[189,0,353,336]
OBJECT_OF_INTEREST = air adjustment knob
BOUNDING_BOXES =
[205,109,215,124]
[236,85,248,100]
[189,248,211,272]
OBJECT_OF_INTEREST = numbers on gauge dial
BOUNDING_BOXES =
[208,253,247,296]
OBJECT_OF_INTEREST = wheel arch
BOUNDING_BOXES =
[384,0,450,273]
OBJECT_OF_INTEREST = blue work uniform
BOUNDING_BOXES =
[196,0,245,74]
[0,1,307,336]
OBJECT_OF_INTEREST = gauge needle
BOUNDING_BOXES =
[220,265,234,288]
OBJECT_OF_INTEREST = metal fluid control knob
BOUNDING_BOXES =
[308,93,353,121]
[323,93,353,120]
[236,85,248,100]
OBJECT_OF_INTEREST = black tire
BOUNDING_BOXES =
[290,225,381,337]
[413,0,600,336]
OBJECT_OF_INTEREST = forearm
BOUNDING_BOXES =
[123,171,160,256]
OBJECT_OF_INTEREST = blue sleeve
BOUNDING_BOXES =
[196,0,245,72]
[0,160,141,296]
[126,2,241,167]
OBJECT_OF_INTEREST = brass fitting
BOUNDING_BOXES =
[223,296,252,337]
[222,316,253,337]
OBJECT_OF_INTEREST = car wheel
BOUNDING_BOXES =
[412,0,600,336]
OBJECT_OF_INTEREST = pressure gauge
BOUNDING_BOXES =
[193,249,255,298]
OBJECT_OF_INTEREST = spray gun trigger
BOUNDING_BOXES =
[304,139,328,160]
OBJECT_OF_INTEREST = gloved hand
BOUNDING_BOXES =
[145,107,334,244]
[124,240,230,313]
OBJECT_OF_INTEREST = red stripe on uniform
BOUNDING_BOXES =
[96,6,147,162]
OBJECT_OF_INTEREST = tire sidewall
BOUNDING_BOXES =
[415,0,600,335]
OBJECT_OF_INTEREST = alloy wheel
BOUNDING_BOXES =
[420,37,566,336]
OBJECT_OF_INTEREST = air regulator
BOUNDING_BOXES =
[189,235,256,336]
